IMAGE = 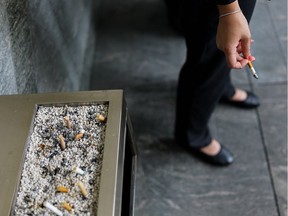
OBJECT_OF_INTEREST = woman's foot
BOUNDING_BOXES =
[200,139,221,156]
[220,88,260,108]
[175,137,234,166]
[197,139,234,166]
[230,88,247,102]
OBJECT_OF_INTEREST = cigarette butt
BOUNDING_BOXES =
[61,202,73,212]
[78,181,88,198]
[74,129,85,140]
[96,114,106,122]
[64,116,72,129]
[74,133,84,140]
[58,135,66,150]
[57,185,69,193]
[73,166,85,175]
[43,201,63,216]
[39,143,45,150]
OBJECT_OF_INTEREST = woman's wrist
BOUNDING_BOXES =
[219,9,241,18]
[215,0,236,5]
[217,1,241,16]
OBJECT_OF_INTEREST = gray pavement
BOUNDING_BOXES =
[90,0,287,215]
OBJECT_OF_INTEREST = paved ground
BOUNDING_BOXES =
[90,0,287,215]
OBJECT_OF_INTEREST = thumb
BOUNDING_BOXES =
[226,51,242,69]
[241,38,251,59]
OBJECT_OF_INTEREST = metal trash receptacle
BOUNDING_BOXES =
[0,90,137,216]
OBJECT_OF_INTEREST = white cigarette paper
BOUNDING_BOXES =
[73,166,85,175]
[44,201,63,216]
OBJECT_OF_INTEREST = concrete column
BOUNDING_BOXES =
[0,0,98,94]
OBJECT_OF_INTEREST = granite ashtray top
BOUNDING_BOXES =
[13,103,108,216]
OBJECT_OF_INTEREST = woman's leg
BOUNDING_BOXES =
[175,0,256,150]
[175,39,230,149]
[175,0,226,149]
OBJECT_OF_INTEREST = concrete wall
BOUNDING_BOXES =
[0,0,98,94]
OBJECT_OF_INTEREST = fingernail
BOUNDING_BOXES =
[247,55,254,61]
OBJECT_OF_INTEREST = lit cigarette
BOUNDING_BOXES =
[78,181,88,198]
[73,166,85,175]
[247,61,259,79]
[43,201,63,216]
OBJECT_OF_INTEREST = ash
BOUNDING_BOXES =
[14,104,108,215]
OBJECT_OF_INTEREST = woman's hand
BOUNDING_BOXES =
[216,1,255,69]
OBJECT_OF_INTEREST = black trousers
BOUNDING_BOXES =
[174,0,256,148]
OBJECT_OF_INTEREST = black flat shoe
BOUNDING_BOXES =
[191,144,234,166]
[220,91,260,109]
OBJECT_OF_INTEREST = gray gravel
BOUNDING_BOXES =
[13,104,108,215]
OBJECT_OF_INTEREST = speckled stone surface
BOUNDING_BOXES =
[90,0,287,215]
